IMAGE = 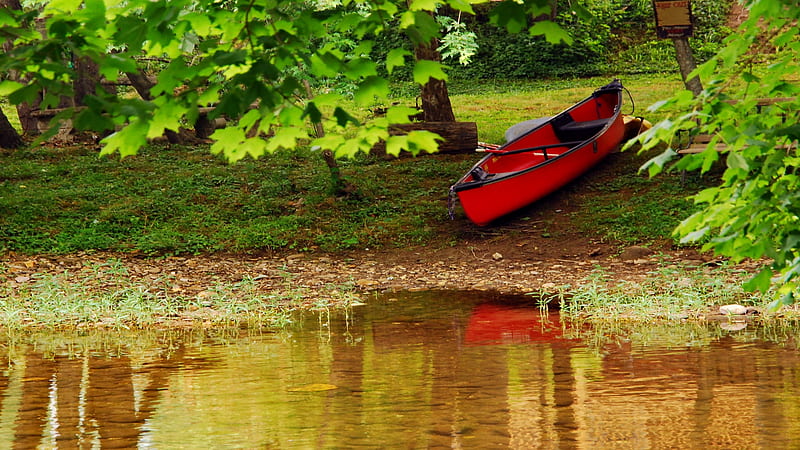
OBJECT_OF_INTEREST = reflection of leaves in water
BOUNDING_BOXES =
[287,383,338,392]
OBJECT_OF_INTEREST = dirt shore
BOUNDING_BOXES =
[1,213,770,330]
[1,232,755,301]
[0,150,761,306]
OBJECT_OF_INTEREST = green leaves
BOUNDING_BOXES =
[44,0,83,14]
[488,0,570,45]
[386,48,411,74]
[400,10,440,45]
[354,76,389,106]
[529,21,572,45]
[73,107,115,133]
[437,16,479,65]
[0,0,588,191]
[635,0,800,306]
[385,130,442,157]
[386,106,421,123]
[413,60,448,84]
[210,128,262,163]
[333,107,360,128]
[101,121,149,159]
[408,0,439,11]
[0,80,23,97]
[489,2,527,34]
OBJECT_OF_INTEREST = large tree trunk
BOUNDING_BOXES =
[74,56,107,105]
[0,108,23,149]
[1,0,40,136]
[411,7,456,123]
[414,40,456,123]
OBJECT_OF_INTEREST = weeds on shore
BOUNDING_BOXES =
[557,262,773,322]
[0,259,363,330]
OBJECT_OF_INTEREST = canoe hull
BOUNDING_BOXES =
[451,80,626,226]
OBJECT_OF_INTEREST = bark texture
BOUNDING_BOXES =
[371,122,478,157]
[672,37,703,97]
[414,41,456,123]
[0,108,23,149]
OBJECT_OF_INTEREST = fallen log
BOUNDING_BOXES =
[371,121,478,157]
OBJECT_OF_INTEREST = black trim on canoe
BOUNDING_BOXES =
[553,118,611,142]
[592,78,623,97]
[452,82,623,194]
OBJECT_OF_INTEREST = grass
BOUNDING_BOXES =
[0,144,460,254]
[445,73,685,144]
[1,73,738,329]
[554,262,800,351]
[1,73,691,256]
[568,164,706,246]
[0,257,362,329]
[556,262,772,322]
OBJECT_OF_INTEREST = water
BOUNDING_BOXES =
[2,290,800,448]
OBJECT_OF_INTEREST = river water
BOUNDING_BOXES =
[2,290,800,448]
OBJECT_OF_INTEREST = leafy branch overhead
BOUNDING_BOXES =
[630,0,800,309]
[0,0,568,161]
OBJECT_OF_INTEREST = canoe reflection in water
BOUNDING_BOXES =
[4,291,800,448]
[465,302,576,346]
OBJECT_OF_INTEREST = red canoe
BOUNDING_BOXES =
[450,80,626,226]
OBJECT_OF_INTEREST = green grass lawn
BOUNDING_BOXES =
[1,73,698,256]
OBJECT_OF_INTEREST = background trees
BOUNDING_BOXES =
[0,0,735,153]
[0,0,579,159]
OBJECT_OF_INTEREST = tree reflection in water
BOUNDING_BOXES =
[0,290,799,448]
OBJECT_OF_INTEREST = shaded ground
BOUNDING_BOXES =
[1,230,725,302]
[1,150,760,310]
[1,203,744,302]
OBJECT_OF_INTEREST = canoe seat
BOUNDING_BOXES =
[553,118,610,142]
[470,166,494,182]
[532,152,560,159]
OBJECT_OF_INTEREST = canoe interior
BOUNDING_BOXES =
[451,80,625,226]
[469,88,620,182]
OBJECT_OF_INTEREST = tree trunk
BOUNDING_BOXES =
[0,0,21,9]
[125,70,156,101]
[15,102,40,136]
[74,56,106,105]
[414,41,456,122]
[0,108,23,149]
[672,37,703,97]
[412,7,456,123]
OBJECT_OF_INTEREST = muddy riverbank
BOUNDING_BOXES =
[1,239,759,303]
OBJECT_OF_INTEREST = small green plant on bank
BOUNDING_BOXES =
[557,263,773,322]
[0,259,362,329]
[565,314,800,353]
